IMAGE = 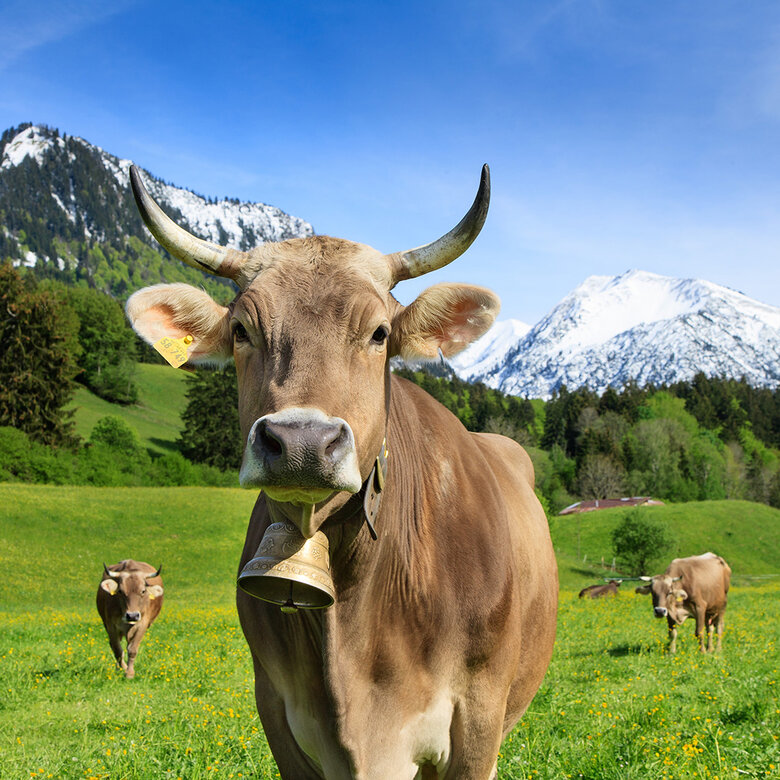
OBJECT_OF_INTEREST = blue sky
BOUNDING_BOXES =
[1,0,779,323]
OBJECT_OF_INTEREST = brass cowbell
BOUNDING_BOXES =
[237,521,335,612]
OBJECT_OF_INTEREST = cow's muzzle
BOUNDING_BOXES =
[654,607,668,618]
[125,611,141,624]
[239,408,362,498]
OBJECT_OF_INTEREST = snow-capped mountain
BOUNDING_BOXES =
[0,123,313,294]
[449,318,531,380]
[452,270,780,398]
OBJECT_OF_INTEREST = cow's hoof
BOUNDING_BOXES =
[125,669,136,679]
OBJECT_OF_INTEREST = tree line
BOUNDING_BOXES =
[1,260,778,507]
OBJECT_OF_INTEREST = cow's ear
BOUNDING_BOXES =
[675,589,688,602]
[390,283,499,360]
[148,585,164,600]
[100,579,119,595]
[126,283,233,365]
[635,584,652,595]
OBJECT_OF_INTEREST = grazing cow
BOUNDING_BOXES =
[579,579,621,599]
[635,552,731,653]
[125,164,558,779]
[96,560,164,678]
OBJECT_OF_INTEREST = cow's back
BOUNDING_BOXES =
[668,553,730,609]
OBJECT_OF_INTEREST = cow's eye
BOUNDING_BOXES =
[371,326,389,345]
[233,322,249,342]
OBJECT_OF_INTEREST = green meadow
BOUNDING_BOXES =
[1,484,778,779]
[66,364,190,454]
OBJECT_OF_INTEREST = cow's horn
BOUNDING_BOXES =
[103,563,121,579]
[639,575,652,581]
[387,164,490,286]
[129,165,240,280]
[146,565,162,580]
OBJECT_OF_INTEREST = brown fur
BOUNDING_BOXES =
[579,580,621,599]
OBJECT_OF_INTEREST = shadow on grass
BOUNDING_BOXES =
[607,643,650,657]
[148,438,181,453]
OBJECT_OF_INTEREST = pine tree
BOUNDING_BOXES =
[0,263,81,446]
[178,367,243,470]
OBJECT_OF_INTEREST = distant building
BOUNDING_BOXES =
[559,497,664,515]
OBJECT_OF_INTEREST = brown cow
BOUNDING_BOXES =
[125,164,558,779]
[635,552,731,653]
[579,579,621,599]
[96,560,164,678]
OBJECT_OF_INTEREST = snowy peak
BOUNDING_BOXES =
[0,123,314,256]
[1,124,66,168]
[451,270,780,398]
[450,318,531,381]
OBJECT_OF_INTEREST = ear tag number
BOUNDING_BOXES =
[153,334,194,368]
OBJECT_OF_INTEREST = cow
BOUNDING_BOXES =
[96,559,164,678]
[125,163,558,779]
[579,579,621,599]
[635,552,731,653]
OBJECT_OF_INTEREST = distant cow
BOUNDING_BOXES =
[635,552,731,653]
[96,560,164,678]
[579,579,621,599]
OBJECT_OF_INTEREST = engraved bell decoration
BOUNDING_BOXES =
[237,522,335,612]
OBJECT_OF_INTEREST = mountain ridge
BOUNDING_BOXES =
[452,269,780,398]
[0,123,313,298]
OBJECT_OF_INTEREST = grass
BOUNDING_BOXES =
[66,364,190,454]
[1,484,778,779]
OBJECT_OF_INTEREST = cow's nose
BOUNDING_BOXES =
[256,417,351,469]
[240,408,362,495]
[125,611,141,623]
[654,607,667,618]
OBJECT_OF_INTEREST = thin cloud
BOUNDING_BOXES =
[0,0,137,73]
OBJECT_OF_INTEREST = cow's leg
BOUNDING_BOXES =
[707,621,715,653]
[667,619,678,654]
[694,606,707,653]
[124,624,148,679]
[249,655,340,780]
[105,625,126,671]
[715,612,725,652]
[442,699,505,780]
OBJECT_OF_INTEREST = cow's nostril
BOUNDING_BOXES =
[256,420,284,457]
[323,423,349,458]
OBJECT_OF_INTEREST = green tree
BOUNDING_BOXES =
[611,512,671,576]
[0,263,81,446]
[578,453,625,499]
[178,368,243,470]
[64,286,138,403]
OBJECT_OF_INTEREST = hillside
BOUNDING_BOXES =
[552,500,780,589]
[66,363,190,453]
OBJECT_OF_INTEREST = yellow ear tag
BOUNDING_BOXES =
[676,596,685,602]
[153,334,194,368]
[148,593,156,600]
